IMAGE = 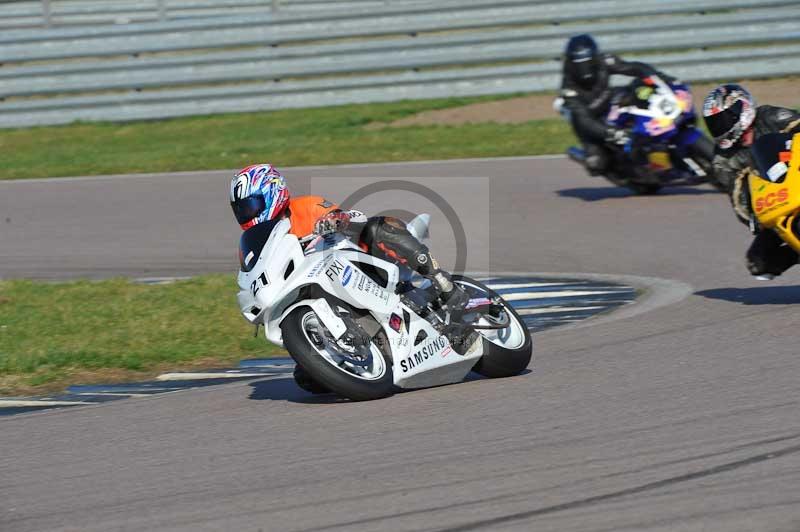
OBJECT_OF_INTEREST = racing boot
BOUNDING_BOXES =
[584,141,613,177]
[746,231,799,280]
[409,249,470,313]
[431,270,471,313]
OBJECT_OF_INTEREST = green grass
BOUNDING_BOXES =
[0,95,572,179]
[0,275,284,395]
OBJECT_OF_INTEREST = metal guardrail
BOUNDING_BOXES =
[0,0,335,27]
[5,56,800,129]
[0,0,553,30]
[0,0,797,128]
[7,43,800,112]
[1,0,794,49]
[2,6,797,81]
[2,18,799,98]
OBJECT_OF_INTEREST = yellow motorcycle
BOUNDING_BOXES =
[749,132,800,250]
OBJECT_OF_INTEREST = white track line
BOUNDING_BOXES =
[0,400,90,407]
[73,392,154,397]
[485,282,574,290]
[517,306,605,316]
[156,372,270,381]
[503,290,633,302]
[239,362,295,368]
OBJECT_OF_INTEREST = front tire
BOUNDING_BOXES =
[688,134,725,192]
[281,305,395,401]
[452,276,533,378]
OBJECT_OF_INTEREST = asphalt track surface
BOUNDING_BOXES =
[2,156,800,531]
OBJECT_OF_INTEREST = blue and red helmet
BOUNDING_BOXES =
[230,164,290,229]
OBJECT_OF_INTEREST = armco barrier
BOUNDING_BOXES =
[0,0,797,128]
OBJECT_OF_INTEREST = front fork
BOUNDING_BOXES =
[673,127,711,178]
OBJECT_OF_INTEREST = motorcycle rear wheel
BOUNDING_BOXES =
[282,305,395,401]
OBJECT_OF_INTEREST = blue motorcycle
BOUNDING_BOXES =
[562,75,722,195]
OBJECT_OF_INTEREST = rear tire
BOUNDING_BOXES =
[281,305,395,401]
[452,276,533,378]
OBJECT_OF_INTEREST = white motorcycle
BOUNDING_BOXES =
[237,214,532,401]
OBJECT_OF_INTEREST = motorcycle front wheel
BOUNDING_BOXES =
[452,276,533,378]
[603,169,662,195]
[687,134,726,192]
[281,304,395,401]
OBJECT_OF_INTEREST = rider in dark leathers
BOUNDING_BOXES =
[702,84,800,278]
[559,34,670,175]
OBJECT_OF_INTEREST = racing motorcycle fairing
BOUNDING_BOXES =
[236,216,484,390]
[749,132,800,250]
[606,76,695,137]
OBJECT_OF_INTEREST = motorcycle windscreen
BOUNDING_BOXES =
[751,133,794,183]
[239,218,283,272]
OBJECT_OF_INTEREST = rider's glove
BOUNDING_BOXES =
[313,211,351,236]
[606,127,631,147]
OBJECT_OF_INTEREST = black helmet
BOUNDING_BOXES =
[565,34,599,89]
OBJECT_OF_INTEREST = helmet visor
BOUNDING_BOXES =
[571,57,597,86]
[705,100,743,140]
[231,195,266,226]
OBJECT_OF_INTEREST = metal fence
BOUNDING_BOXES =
[1,0,332,27]
[0,0,797,128]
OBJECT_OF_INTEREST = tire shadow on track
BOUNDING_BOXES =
[696,285,800,305]
[557,186,719,202]
[248,377,348,404]
[247,371,532,403]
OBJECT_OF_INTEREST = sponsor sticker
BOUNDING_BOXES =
[353,271,390,303]
[325,259,345,282]
[754,188,789,213]
[342,265,353,286]
[399,335,449,373]
[767,162,788,182]
[307,254,334,278]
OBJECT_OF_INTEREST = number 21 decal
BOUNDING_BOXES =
[251,272,268,296]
